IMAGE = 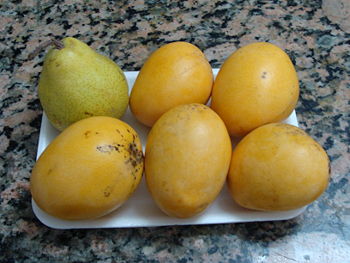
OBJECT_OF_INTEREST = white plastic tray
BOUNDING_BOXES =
[32,69,305,229]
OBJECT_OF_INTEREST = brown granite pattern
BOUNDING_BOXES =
[1,0,349,262]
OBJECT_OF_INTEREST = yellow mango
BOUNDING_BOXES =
[211,42,299,137]
[130,42,213,127]
[227,123,330,211]
[145,104,232,218]
[30,116,143,220]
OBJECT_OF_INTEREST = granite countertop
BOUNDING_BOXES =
[1,0,349,262]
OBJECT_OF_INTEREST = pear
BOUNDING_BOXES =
[38,37,128,131]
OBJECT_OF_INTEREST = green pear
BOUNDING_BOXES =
[38,37,129,131]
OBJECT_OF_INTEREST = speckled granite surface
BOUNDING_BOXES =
[1,0,349,262]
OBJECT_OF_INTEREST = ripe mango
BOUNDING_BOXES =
[31,116,144,220]
[130,42,213,127]
[145,104,232,218]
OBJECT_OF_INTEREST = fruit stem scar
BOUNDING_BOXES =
[84,130,91,137]
[28,38,64,60]
[104,186,112,197]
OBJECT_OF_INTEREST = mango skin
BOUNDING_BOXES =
[130,41,213,127]
[30,116,143,220]
[211,42,299,137]
[145,104,232,218]
[227,123,330,211]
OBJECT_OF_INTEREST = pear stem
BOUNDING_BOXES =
[28,39,64,60]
